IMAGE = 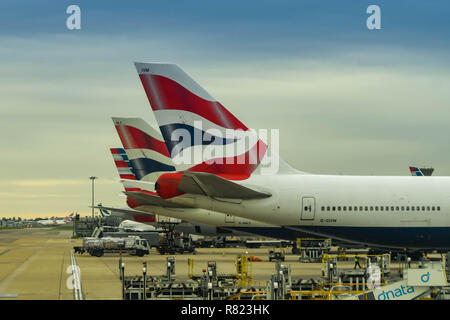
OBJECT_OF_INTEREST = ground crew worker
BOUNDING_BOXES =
[354,255,361,269]
[419,252,428,268]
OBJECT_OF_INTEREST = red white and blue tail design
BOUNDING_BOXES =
[111,147,137,181]
[111,118,189,205]
[113,117,176,182]
[64,213,74,223]
[135,62,270,180]
[109,148,162,219]
[409,167,424,176]
[110,146,161,208]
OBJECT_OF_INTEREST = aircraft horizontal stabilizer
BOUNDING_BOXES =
[183,171,271,199]
[156,171,272,200]
[124,190,188,208]
[120,179,155,191]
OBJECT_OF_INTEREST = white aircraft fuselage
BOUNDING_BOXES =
[133,204,305,240]
[177,174,450,250]
[38,220,70,226]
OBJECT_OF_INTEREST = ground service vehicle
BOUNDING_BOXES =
[74,236,150,257]
[269,250,285,262]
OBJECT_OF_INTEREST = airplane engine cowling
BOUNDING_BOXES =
[155,172,185,199]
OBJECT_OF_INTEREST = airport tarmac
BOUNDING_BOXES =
[0,227,405,300]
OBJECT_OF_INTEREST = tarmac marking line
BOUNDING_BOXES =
[0,249,11,256]
[58,251,66,300]
[70,251,85,300]
[0,251,40,293]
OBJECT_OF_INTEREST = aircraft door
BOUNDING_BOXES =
[301,197,316,220]
[225,214,235,223]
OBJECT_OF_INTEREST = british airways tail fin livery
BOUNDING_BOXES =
[409,167,424,177]
[134,62,450,251]
[410,166,434,177]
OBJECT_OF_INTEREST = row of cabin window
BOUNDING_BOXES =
[321,205,441,212]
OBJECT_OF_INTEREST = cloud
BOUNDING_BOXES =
[6,179,116,187]
[0,192,67,199]
[9,179,87,187]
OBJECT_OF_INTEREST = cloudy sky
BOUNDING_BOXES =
[1,1,449,218]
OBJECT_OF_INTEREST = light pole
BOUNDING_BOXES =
[89,176,97,218]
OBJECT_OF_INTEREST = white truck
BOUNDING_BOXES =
[74,236,150,257]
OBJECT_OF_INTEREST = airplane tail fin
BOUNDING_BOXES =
[110,147,143,196]
[111,147,137,180]
[409,166,424,176]
[97,203,112,217]
[110,146,162,208]
[112,117,176,182]
[134,62,300,180]
[64,213,74,222]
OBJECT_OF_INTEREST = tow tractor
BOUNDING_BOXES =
[157,223,196,255]
[269,249,285,262]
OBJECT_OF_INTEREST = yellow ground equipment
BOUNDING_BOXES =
[235,254,253,286]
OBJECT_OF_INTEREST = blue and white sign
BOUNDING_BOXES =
[407,268,448,287]
[370,280,429,300]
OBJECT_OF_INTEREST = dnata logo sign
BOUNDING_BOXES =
[407,269,446,287]
[420,272,430,283]
[377,284,415,300]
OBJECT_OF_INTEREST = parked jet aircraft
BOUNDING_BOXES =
[38,213,74,226]
[104,146,288,238]
[109,117,313,241]
[109,119,363,248]
[118,220,156,232]
[129,62,450,251]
